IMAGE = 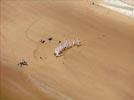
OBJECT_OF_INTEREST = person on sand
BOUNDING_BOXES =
[59,43,63,52]
[18,59,28,67]
[76,38,80,47]
[55,47,60,57]
[48,37,53,41]
[68,40,72,47]
[72,40,76,46]
[54,38,81,57]
[64,40,70,49]
[40,40,45,43]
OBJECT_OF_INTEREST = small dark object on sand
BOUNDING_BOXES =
[59,41,61,43]
[48,37,52,41]
[40,40,45,43]
[18,59,28,67]
[40,57,43,59]
[92,2,95,5]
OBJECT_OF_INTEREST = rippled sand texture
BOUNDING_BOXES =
[1,0,134,100]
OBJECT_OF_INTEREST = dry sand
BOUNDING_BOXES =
[0,0,134,100]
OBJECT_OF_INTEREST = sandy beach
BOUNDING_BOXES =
[1,0,134,100]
